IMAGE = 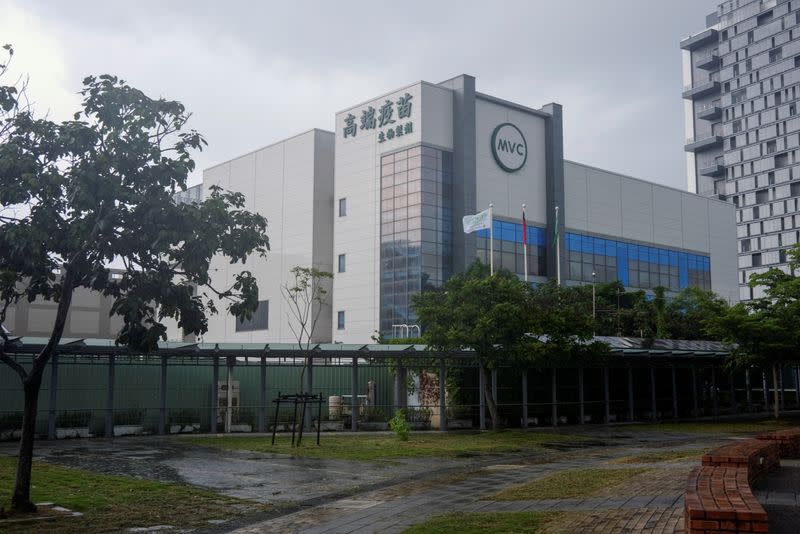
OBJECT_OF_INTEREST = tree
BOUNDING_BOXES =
[281,266,333,393]
[709,244,800,419]
[0,73,269,512]
[412,261,608,429]
[412,262,528,429]
[664,286,729,341]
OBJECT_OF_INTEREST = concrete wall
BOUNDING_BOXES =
[201,129,335,343]
[474,96,548,226]
[4,279,123,339]
[332,82,453,343]
[564,160,739,302]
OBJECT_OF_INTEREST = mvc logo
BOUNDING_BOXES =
[491,123,527,173]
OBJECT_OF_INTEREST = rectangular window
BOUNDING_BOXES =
[338,198,347,217]
[752,253,762,267]
[337,311,345,330]
[776,153,789,168]
[235,300,268,332]
[732,89,746,104]
[338,254,346,273]
[769,47,783,63]
[767,140,777,154]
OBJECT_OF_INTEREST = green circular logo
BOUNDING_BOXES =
[491,123,527,173]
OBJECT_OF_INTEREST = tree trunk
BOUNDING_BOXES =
[772,363,780,420]
[12,373,43,512]
[480,366,498,430]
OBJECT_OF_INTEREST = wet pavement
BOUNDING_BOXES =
[1,427,799,533]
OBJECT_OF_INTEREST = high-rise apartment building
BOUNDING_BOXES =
[682,0,800,300]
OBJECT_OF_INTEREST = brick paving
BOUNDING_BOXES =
[230,438,704,534]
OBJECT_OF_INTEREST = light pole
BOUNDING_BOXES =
[592,271,597,335]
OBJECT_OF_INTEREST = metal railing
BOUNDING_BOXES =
[684,74,721,92]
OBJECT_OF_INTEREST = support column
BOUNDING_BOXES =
[551,368,558,426]
[351,357,358,431]
[159,355,167,435]
[106,354,115,438]
[627,367,635,422]
[492,368,498,414]
[795,366,800,407]
[711,366,718,417]
[650,367,657,422]
[225,357,233,434]
[521,370,529,428]
[691,365,699,419]
[211,355,219,433]
[305,355,313,431]
[762,371,769,413]
[47,354,59,440]
[258,355,266,433]
[603,367,610,424]
[780,366,786,411]
[730,371,738,415]
[439,359,446,432]
[394,358,403,416]
[745,369,753,413]
[578,367,585,425]
[671,365,678,420]
[479,365,486,431]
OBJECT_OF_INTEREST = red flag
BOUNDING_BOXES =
[522,211,527,246]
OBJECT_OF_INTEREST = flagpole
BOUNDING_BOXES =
[555,205,561,286]
[522,203,528,283]
[489,203,494,276]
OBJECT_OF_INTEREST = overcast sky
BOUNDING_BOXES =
[1,0,717,190]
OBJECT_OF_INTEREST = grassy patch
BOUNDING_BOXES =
[490,468,649,500]
[610,449,708,464]
[627,419,795,435]
[0,457,264,533]
[403,511,557,533]
[184,430,585,462]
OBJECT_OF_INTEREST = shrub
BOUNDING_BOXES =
[0,412,23,431]
[56,410,92,428]
[113,408,145,426]
[169,408,200,425]
[389,409,410,441]
[361,406,387,422]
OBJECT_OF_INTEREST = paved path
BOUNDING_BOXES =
[5,428,799,533]
[229,439,706,534]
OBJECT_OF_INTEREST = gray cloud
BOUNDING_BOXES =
[2,0,716,189]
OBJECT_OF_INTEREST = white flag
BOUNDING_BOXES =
[462,208,492,234]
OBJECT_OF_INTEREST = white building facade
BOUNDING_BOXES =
[194,74,738,345]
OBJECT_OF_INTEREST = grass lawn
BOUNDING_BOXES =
[490,468,649,500]
[0,457,265,533]
[610,448,709,464]
[184,430,585,462]
[627,418,796,435]
[403,511,557,533]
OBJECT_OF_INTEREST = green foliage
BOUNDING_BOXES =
[708,243,800,371]
[412,261,608,370]
[0,74,270,353]
[389,409,410,441]
[113,408,144,426]
[55,410,92,428]
[360,406,387,423]
[0,412,23,431]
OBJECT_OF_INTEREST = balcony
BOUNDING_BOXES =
[680,28,719,51]
[685,134,723,152]
[696,102,722,120]
[683,79,721,99]
[696,50,720,70]
[700,157,725,177]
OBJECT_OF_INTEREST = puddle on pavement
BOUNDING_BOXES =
[540,440,607,451]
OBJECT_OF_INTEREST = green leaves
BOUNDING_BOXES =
[412,261,609,370]
[0,73,269,353]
